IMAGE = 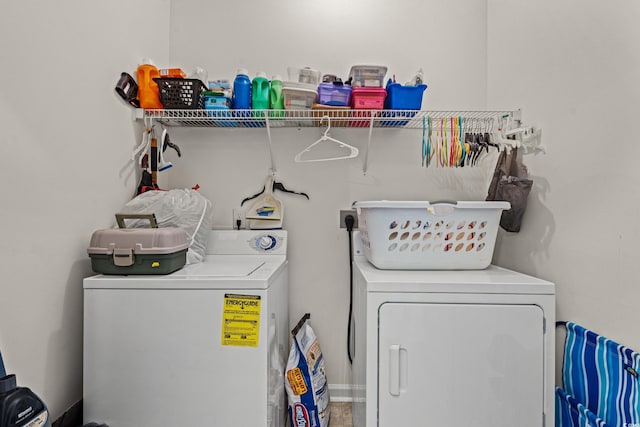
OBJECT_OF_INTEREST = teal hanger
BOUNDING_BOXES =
[422,117,427,167]
[422,116,432,168]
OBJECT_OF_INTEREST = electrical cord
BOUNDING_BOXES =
[345,214,355,364]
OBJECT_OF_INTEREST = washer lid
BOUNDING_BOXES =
[172,256,265,277]
[84,255,287,290]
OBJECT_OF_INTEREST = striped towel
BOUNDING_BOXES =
[557,387,609,427]
[560,321,640,426]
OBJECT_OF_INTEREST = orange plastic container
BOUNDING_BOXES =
[137,62,163,109]
[159,68,186,79]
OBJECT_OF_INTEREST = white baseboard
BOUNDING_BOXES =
[328,384,353,402]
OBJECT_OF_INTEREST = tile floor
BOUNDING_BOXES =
[329,402,353,427]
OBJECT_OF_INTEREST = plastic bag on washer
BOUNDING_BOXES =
[119,189,213,264]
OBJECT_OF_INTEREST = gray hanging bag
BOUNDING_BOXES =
[486,147,533,232]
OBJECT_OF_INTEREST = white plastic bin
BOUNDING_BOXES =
[354,201,510,270]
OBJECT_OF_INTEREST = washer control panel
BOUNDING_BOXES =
[251,233,283,252]
[206,230,287,255]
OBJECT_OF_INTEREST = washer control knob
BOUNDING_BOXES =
[258,235,275,251]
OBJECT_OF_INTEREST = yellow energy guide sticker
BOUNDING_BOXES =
[221,294,261,347]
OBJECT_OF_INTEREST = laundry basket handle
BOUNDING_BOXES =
[428,200,458,206]
[426,201,458,216]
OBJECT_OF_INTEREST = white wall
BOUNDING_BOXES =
[0,0,170,418]
[168,0,492,393]
[487,0,640,364]
[4,0,633,417]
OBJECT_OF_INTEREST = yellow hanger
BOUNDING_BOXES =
[440,118,447,167]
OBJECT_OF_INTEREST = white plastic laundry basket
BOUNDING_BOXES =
[354,201,510,270]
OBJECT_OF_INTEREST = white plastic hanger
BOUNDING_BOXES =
[294,116,359,163]
[133,126,152,167]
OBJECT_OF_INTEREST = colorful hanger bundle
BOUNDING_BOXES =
[422,116,498,168]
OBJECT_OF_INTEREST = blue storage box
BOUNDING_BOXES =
[381,83,427,127]
[384,83,427,110]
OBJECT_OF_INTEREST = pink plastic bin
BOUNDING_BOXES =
[350,87,386,127]
[351,87,386,109]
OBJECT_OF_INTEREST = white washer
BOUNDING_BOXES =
[83,230,289,427]
[350,232,555,427]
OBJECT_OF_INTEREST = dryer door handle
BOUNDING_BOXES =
[389,344,402,396]
[388,344,408,397]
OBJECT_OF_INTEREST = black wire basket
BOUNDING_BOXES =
[154,78,206,109]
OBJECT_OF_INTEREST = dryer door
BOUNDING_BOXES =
[378,303,544,427]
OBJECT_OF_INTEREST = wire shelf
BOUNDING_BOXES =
[137,108,530,174]
[142,109,517,129]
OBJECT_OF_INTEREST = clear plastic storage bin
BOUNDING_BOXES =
[287,66,322,86]
[354,201,510,270]
[349,65,387,87]
[283,86,318,110]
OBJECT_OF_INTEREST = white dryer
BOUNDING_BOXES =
[350,233,555,427]
[83,230,289,427]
